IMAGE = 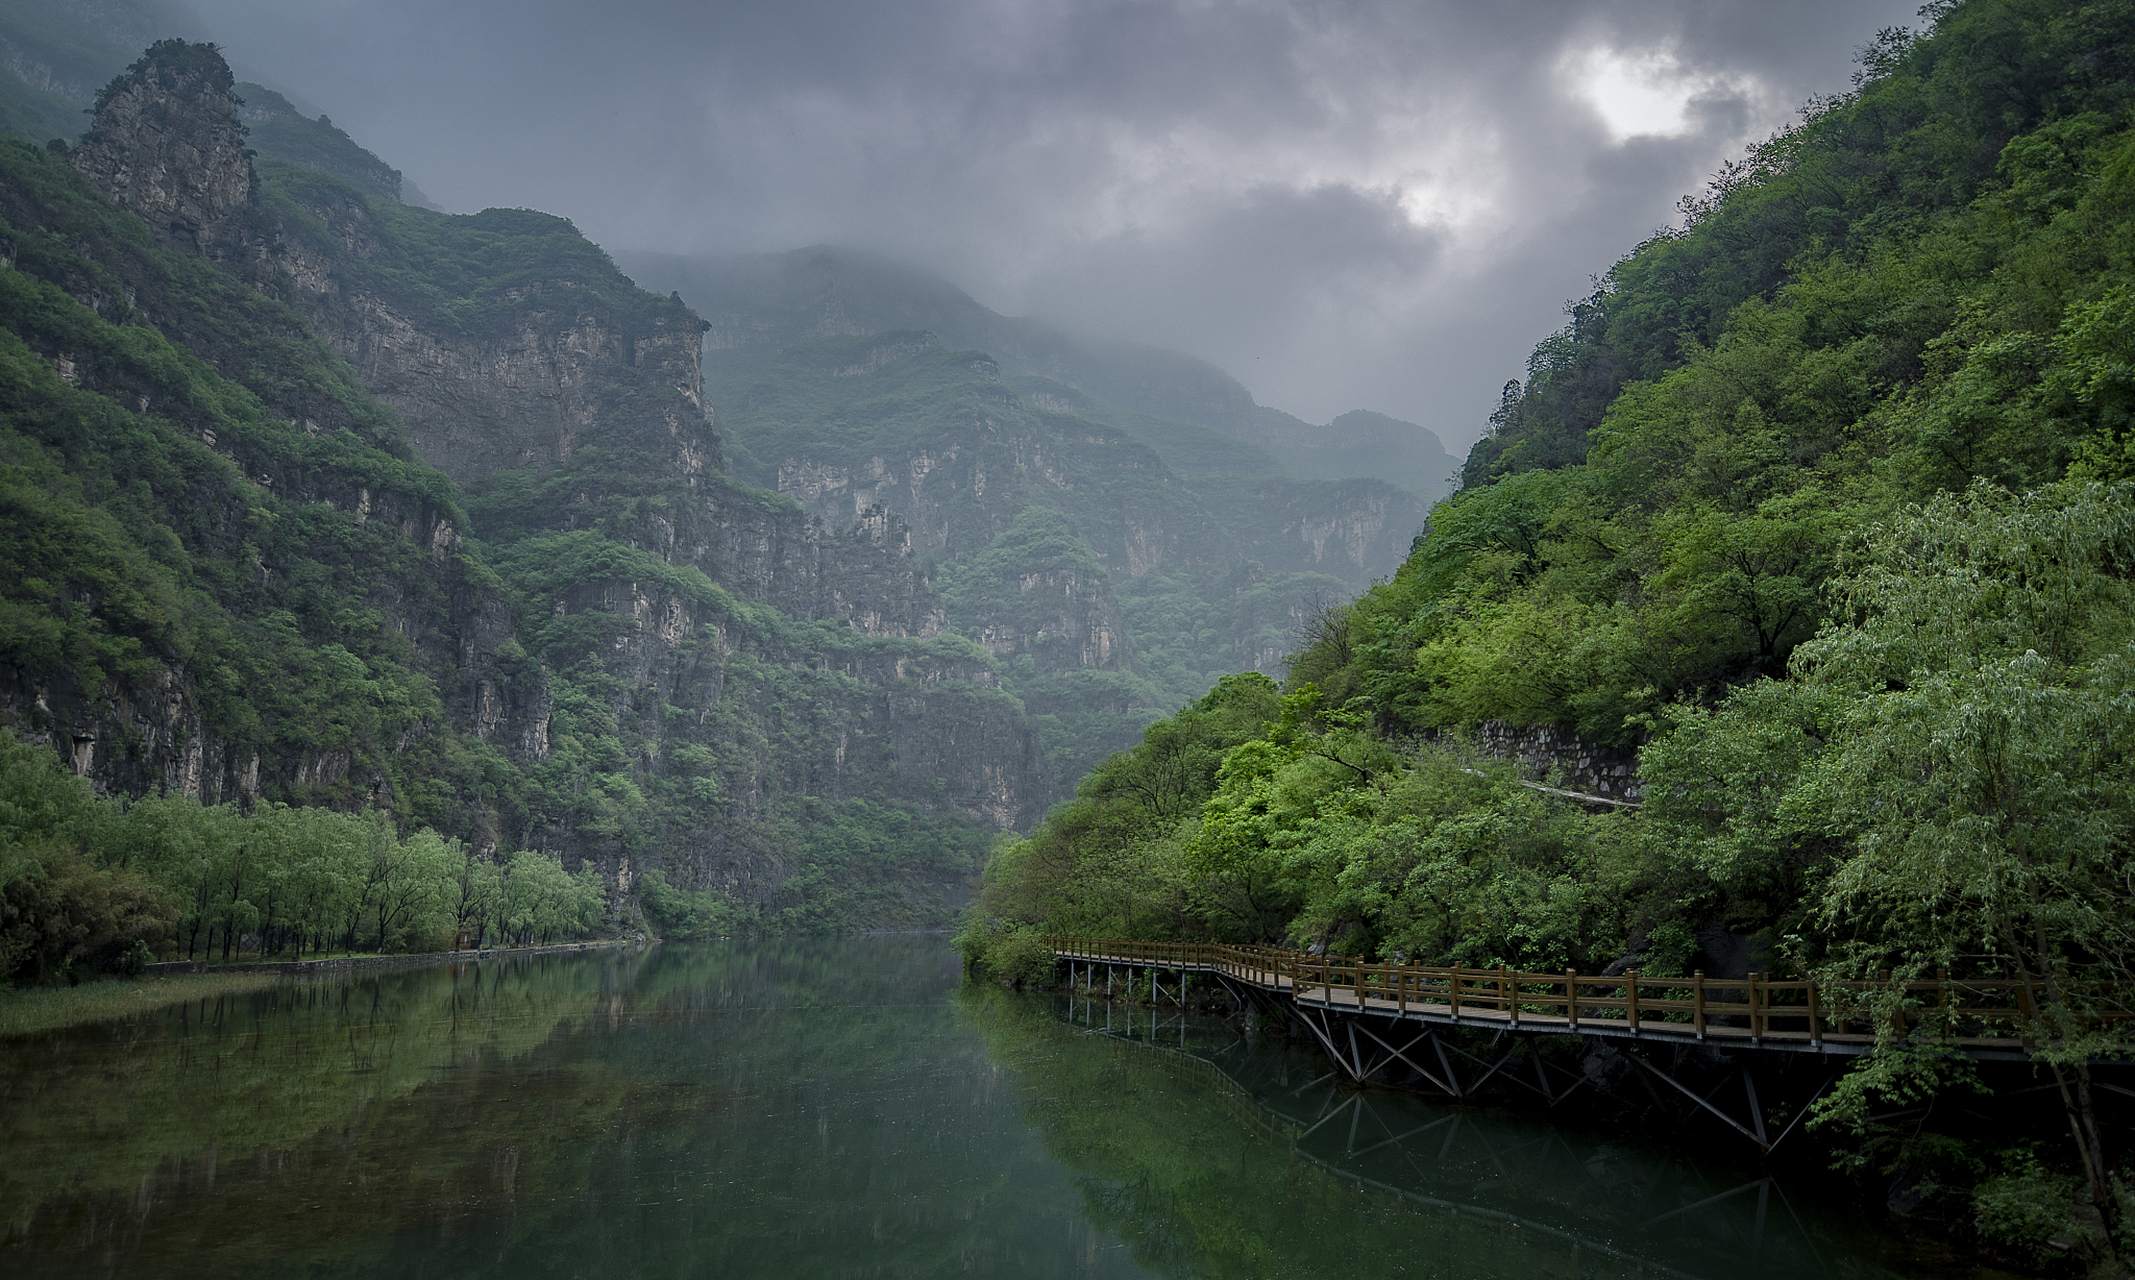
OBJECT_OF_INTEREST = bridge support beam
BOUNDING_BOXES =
[1287,1009,1826,1155]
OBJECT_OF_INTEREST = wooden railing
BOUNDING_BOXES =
[1044,936,2130,1052]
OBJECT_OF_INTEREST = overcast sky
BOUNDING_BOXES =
[183,0,1922,450]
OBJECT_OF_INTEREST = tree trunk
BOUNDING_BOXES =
[2051,1059,2116,1217]
[2028,925,2116,1228]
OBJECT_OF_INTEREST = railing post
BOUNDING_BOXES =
[1808,976,1821,1047]
[1626,970,1640,1034]
[1693,970,1705,1040]
[1566,970,1578,1028]
[1503,965,1518,1025]
[1450,965,1462,1022]
[1749,972,1763,1041]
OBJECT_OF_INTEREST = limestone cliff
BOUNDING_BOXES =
[66,39,264,266]
[699,327,1417,722]
[249,113,1056,855]
[2,113,531,846]
[12,40,1047,927]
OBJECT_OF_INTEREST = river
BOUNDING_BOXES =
[0,936,1991,1278]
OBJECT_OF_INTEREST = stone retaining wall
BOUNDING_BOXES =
[1417,721,1643,803]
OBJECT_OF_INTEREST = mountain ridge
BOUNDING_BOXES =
[616,245,1456,503]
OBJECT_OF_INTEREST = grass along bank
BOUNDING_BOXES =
[0,970,294,1037]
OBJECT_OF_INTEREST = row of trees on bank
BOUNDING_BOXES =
[0,737,607,985]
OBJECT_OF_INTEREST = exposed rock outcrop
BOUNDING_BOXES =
[1418,721,1644,803]
[258,144,1054,838]
[67,39,263,265]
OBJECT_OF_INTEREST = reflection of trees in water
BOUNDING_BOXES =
[4,942,1967,1280]
[8,938,1155,1280]
[973,988,1949,1280]
[1,947,658,1271]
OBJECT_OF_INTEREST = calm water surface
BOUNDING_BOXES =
[0,938,1992,1278]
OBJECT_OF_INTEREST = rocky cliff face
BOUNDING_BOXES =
[256,160,1056,843]
[274,189,714,488]
[1263,480,1420,577]
[3,101,536,853]
[67,39,263,265]
[16,41,1048,926]
[267,185,963,640]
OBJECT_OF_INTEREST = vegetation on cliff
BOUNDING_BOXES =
[965,0,2135,1257]
[0,39,1027,962]
[701,329,1388,793]
[236,83,407,203]
[0,134,496,818]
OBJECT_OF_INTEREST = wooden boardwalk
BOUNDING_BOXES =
[1047,936,2108,1063]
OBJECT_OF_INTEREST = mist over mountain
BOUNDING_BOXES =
[161,0,1921,451]
[621,246,1457,503]
[12,8,2135,1267]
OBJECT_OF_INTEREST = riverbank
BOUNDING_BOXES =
[146,937,641,977]
[0,971,296,1037]
[3,939,648,1038]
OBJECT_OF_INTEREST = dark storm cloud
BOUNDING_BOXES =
[183,0,1922,447]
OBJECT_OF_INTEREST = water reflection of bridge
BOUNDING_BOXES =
[1058,989,1876,1280]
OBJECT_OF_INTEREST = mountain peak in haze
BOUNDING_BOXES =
[617,245,1452,501]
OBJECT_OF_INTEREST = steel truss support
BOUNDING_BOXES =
[1286,1006,1831,1154]
[1353,1020,1459,1095]
[1331,1016,1583,1105]
[1295,1007,1354,1080]
[1625,1056,1834,1154]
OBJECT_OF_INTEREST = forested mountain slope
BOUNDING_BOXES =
[1,40,1040,950]
[968,0,2135,1252]
[0,20,1444,963]
[694,327,1411,762]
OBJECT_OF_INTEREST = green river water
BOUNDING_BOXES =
[0,937,1994,1278]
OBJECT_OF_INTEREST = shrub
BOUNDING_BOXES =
[957,920,1057,988]
[1973,1151,2080,1259]
[638,868,742,940]
[0,839,176,986]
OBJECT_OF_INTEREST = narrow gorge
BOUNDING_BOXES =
[0,33,1450,931]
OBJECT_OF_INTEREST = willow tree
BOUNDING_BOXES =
[1651,481,2135,1209]
[1788,481,2135,1212]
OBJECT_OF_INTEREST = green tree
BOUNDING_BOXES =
[1655,481,2135,1210]
[497,850,604,946]
[0,739,174,983]
[445,843,503,947]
